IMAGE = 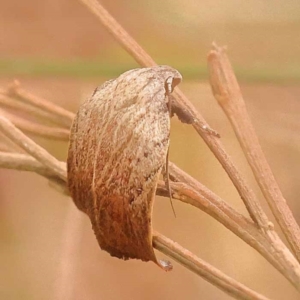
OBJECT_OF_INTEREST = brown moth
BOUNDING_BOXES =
[67,65,182,270]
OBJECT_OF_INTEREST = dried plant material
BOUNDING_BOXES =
[0,116,66,181]
[7,80,74,127]
[0,109,69,140]
[208,44,300,261]
[67,65,182,270]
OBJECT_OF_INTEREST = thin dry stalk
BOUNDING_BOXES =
[0,109,69,140]
[12,118,69,140]
[0,80,74,128]
[162,181,300,288]
[0,132,23,153]
[0,152,59,179]
[208,44,300,262]
[0,116,66,180]
[0,94,69,127]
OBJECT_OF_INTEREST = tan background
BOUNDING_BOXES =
[0,1,300,299]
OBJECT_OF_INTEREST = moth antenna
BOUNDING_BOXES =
[165,148,176,218]
[165,77,176,218]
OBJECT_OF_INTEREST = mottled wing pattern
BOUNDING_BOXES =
[67,66,182,269]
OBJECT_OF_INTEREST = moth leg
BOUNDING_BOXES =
[164,76,176,217]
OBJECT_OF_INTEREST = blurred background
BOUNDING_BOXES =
[0,0,300,299]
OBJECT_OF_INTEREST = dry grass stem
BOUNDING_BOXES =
[0,109,69,140]
[0,80,74,128]
[0,152,60,179]
[78,0,156,67]
[208,44,300,262]
[0,132,24,153]
[158,175,300,289]
[0,94,66,127]
[0,116,66,180]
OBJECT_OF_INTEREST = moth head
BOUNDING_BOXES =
[153,65,182,95]
[165,76,178,95]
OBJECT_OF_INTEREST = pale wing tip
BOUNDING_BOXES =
[157,259,173,271]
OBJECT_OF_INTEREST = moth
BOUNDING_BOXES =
[67,65,182,270]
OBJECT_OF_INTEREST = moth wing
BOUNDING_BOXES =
[68,67,180,270]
